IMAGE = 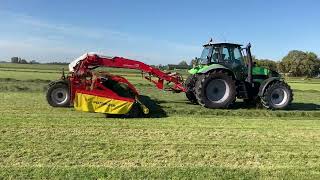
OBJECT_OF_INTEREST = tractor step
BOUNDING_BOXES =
[237,82,249,99]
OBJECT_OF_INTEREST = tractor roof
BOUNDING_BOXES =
[203,42,242,47]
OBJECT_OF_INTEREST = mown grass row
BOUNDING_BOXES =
[1,79,318,118]
[0,71,319,118]
[0,63,67,71]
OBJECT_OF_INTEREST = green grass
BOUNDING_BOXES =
[0,70,62,81]
[0,62,68,70]
[289,82,320,91]
[0,64,320,179]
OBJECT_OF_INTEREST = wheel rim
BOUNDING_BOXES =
[270,88,288,106]
[206,79,230,103]
[51,88,69,105]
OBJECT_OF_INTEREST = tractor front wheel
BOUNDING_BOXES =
[261,81,293,109]
[195,71,236,109]
[46,82,71,107]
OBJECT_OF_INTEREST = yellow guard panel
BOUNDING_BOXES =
[74,92,134,114]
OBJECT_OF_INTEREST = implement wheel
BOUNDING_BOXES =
[46,82,70,107]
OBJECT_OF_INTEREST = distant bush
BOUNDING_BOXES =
[45,62,69,65]
[279,51,320,77]
[11,57,40,64]
[255,59,278,72]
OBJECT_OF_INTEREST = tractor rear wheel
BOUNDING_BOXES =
[184,75,198,104]
[46,82,70,107]
[261,81,293,109]
[195,70,236,108]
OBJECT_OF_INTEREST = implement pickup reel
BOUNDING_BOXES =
[46,53,186,117]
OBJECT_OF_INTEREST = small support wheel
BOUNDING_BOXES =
[46,82,70,107]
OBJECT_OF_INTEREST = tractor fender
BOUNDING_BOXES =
[199,64,229,74]
[258,77,281,97]
[198,65,236,79]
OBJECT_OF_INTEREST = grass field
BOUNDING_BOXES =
[0,63,320,179]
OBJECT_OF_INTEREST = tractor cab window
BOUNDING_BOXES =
[221,47,231,62]
[233,47,244,65]
[211,48,220,63]
[199,46,213,64]
[220,46,244,67]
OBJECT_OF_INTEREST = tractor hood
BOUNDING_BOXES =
[188,64,280,79]
[252,66,270,76]
[252,66,280,77]
[68,52,114,72]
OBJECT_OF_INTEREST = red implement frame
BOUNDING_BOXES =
[68,54,186,103]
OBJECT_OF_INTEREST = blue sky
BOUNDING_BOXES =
[0,0,319,64]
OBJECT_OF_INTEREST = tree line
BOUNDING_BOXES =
[253,51,320,77]
[10,57,36,64]
[8,50,320,77]
[10,57,68,65]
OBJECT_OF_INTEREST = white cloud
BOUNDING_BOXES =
[0,10,201,64]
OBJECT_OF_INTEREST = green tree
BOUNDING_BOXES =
[303,52,320,77]
[178,60,188,66]
[255,59,278,71]
[11,57,19,63]
[30,60,39,64]
[190,57,199,67]
[20,59,28,64]
[280,50,320,77]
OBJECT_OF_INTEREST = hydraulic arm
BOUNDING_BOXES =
[72,53,186,92]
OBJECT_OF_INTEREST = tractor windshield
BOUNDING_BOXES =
[200,46,213,64]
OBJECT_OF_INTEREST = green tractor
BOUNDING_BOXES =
[185,41,293,109]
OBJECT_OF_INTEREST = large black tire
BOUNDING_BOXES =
[261,81,293,109]
[195,70,236,109]
[46,82,71,107]
[184,75,198,104]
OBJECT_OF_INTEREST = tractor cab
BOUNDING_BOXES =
[194,42,248,81]
[199,42,245,67]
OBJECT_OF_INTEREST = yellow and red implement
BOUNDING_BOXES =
[46,53,185,116]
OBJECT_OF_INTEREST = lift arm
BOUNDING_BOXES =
[72,54,186,92]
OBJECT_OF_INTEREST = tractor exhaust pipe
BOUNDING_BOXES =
[246,43,253,84]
